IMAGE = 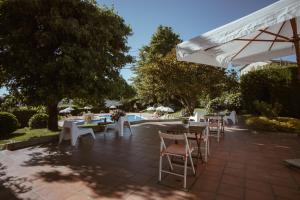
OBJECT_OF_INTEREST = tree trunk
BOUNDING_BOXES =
[47,102,58,131]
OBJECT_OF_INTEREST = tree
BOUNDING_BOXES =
[134,26,234,114]
[133,25,180,105]
[0,0,132,130]
[137,49,228,115]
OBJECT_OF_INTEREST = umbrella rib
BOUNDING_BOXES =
[231,28,267,61]
[268,22,286,51]
[259,29,290,41]
[234,39,289,42]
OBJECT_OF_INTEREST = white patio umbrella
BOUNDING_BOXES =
[162,107,174,113]
[84,106,92,110]
[176,0,300,78]
[156,106,165,111]
[146,106,156,111]
[59,107,74,114]
[176,0,300,167]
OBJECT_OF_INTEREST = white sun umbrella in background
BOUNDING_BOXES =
[109,105,117,109]
[84,106,92,110]
[162,107,174,113]
[156,106,165,112]
[105,99,122,108]
[176,0,300,167]
[146,106,156,111]
[176,0,300,77]
[59,106,74,114]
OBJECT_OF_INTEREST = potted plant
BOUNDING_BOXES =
[111,109,126,122]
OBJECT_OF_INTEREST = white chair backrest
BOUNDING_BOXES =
[229,111,237,124]
[63,121,78,133]
[194,112,205,122]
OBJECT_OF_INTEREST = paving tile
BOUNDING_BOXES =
[1,122,300,200]
[217,183,244,200]
[245,189,274,200]
[272,185,300,200]
[245,179,273,194]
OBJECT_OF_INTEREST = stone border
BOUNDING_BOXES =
[2,134,59,151]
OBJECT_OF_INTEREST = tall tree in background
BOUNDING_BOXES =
[134,25,235,114]
[133,25,180,104]
[0,0,132,130]
[138,49,229,115]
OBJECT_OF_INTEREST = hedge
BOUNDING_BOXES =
[240,65,300,117]
[0,112,19,135]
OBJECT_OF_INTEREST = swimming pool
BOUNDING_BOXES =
[75,114,144,125]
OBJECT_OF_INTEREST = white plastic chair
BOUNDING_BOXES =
[158,131,196,189]
[104,115,133,136]
[189,111,205,122]
[118,115,133,136]
[224,111,238,125]
[59,121,95,146]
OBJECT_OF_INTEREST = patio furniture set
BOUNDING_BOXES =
[158,111,237,189]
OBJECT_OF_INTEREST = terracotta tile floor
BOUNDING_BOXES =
[1,122,300,200]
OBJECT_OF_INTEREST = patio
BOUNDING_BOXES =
[0,122,300,200]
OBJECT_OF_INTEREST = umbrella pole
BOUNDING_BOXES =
[290,18,300,80]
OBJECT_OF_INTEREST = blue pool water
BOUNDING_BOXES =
[76,114,144,125]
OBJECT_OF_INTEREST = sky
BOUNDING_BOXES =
[0,0,295,96]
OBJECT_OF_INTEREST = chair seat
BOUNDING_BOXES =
[163,143,194,156]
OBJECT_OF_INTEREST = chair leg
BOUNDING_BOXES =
[71,136,78,146]
[159,154,162,182]
[90,131,96,139]
[166,154,174,171]
[58,132,64,144]
[183,156,187,189]
[188,152,195,175]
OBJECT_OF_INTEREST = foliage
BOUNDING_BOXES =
[253,100,282,118]
[207,92,242,113]
[245,116,300,133]
[240,65,300,117]
[133,26,239,115]
[111,109,125,122]
[0,0,132,130]
[0,112,19,135]
[223,92,242,111]
[135,49,231,115]
[12,107,38,128]
[28,113,49,129]
[206,97,225,113]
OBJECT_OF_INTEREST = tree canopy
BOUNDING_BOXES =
[133,25,238,115]
[0,0,132,130]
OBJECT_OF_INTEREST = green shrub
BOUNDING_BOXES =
[29,113,48,129]
[245,116,300,133]
[241,65,300,117]
[253,100,282,118]
[207,97,225,113]
[12,108,38,128]
[0,112,19,135]
[224,92,242,111]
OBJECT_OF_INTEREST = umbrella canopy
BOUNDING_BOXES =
[176,0,300,77]
[156,106,174,113]
[146,106,156,111]
[162,107,174,113]
[156,106,165,111]
[105,99,122,108]
[59,107,74,114]
[109,105,117,109]
[84,106,92,110]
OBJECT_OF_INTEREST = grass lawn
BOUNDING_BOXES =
[0,128,60,145]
